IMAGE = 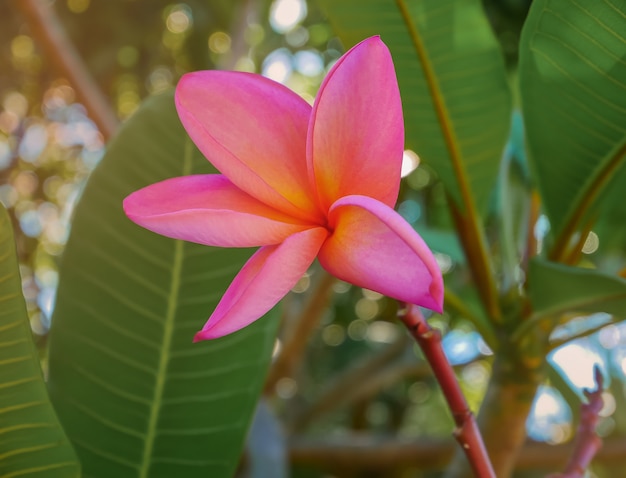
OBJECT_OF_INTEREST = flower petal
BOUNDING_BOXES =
[318,195,443,312]
[194,227,328,340]
[124,175,313,247]
[307,36,404,211]
[176,71,323,222]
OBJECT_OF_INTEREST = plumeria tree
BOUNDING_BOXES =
[1,0,626,477]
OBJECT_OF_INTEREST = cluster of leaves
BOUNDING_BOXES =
[2,0,626,477]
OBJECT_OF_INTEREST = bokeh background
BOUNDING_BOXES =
[4,1,626,476]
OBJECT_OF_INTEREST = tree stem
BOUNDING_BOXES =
[445,340,544,477]
[398,304,495,478]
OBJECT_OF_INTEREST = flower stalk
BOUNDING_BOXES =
[397,303,495,478]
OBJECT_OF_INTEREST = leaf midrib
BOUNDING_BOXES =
[395,0,468,196]
[139,138,194,477]
[394,0,501,319]
[551,138,626,261]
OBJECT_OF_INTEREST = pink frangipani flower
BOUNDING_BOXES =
[124,36,444,341]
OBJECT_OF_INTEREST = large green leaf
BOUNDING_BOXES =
[519,0,626,250]
[0,204,80,477]
[318,0,511,216]
[48,92,280,478]
[527,258,626,320]
[514,258,626,341]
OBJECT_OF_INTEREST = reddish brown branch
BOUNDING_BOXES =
[549,366,604,478]
[12,0,119,140]
[398,303,495,478]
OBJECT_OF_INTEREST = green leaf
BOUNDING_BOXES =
[48,92,279,478]
[318,0,512,215]
[592,156,626,253]
[496,111,532,292]
[417,227,465,264]
[519,0,626,252]
[528,258,626,319]
[0,204,80,477]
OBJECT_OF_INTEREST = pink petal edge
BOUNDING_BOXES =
[123,175,313,247]
[307,36,404,211]
[176,71,323,223]
[194,227,329,341]
[318,195,444,313]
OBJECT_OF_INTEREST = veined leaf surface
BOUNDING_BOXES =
[527,259,626,323]
[519,0,626,247]
[48,92,279,478]
[0,204,80,477]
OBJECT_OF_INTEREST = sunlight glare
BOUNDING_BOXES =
[534,389,561,418]
[269,0,307,33]
[401,150,420,177]
[527,385,571,444]
[208,32,231,54]
[367,321,398,343]
[550,341,604,390]
[67,0,90,14]
[355,298,379,320]
[276,377,298,399]
[262,49,292,83]
[3,92,28,118]
[272,338,282,358]
[347,319,368,340]
[582,231,599,254]
[293,50,324,77]
[18,125,47,163]
[600,392,616,417]
[166,5,192,34]
[322,324,346,346]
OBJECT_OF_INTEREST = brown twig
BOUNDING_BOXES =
[264,271,336,394]
[12,0,119,140]
[398,303,495,478]
[548,366,604,478]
